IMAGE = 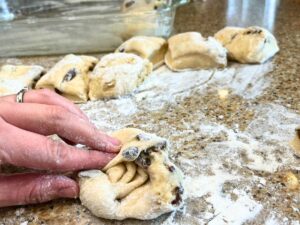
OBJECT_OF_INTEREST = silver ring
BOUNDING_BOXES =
[16,87,28,103]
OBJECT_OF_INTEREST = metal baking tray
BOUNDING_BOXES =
[0,0,189,57]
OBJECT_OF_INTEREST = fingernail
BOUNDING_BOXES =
[58,184,79,199]
[107,136,122,146]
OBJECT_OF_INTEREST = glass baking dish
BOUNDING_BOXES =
[0,0,189,57]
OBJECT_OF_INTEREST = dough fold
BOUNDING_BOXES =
[0,65,44,96]
[79,128,184,220]
[165,32,227,71]
[35,54,98,103]
[214,26,279,63]
[88,53,153,100]
[116,36,167,68]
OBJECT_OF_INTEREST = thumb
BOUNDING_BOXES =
[0,173,78,207]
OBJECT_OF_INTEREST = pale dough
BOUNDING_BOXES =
[88,53,153,100]
[79,128,185,220]
[35,54,98,103]
[165,32,227,71]
[214,26,279,64]
[0,65,44,96]
[122,0,167,12]
[290,126,300,157]
[115,36,167,68]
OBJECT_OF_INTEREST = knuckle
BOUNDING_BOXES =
[37,88,55,97]
[26,176,53,204]
[48,106,67,123]
[45,139,70,169]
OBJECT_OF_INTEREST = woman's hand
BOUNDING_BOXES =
[0,89,121,207]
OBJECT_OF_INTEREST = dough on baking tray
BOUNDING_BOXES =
[165,32,227,71]
[115,36,167,68]
[35,54,98,103]
[79,128,185,220]
[88,53,152,100]
[214,26,279,64]
[0,65,44,96]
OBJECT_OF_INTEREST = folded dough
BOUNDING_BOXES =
[35,54,98,103]
[115,36,167,68]
[0,65,44,96]
[165,32,227,71]
[88,53,153,100]
[214,26,279,64]
[291,126,300,157]
[79,128,185,220]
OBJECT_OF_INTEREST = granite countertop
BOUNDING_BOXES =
[1,0,300,224]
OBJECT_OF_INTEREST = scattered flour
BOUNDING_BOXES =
[78,63,299,224]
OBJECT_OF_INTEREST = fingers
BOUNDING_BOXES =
[0,102,121,152]
[0,173,78,207]
[0,118,116,171]
[0,89,88,121]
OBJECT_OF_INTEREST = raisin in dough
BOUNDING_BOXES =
[0,65,44,96]
[79,128,185,220]
[89,53,152,100]
[291,126,300,157]
[165,32,227,71]
[35,54,98,103]
[122,0,167,12]
[214,26,279,64]
[116,36,167,68]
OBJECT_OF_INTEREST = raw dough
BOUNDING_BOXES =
[88,53,152,100]
[0,65,44,96]
[115,36,167,68]
[35,54,98,103]
[79,128,185,220]
[165,32,227,71]
[291,126,300,157]
[122,0,167,12]
[214,26,279,64]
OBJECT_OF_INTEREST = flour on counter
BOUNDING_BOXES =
[78,62,300,224]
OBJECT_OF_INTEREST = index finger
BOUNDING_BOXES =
[0,118,116,172]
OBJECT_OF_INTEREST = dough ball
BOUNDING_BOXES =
[35,54,98,103]
[0,65,44,96]
[79,128,185,220]
[122,0,167,12]
[165,32,227,71]
[115,36,167,68]
[214,26,279,64]
[88,53,153,100]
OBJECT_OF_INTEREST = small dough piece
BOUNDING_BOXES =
[79,128,185,220]
[165,32,227,71]
[115,36,167,68]
[122,0,167,12]
[35,54,98,103]
[88,53,153,100]
[214,26,279,64]
[0,65,44,96]
[291,126,300,157]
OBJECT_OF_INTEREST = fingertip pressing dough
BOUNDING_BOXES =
[214,26,279,64]
[291,126,300,157]
[88,53,153,100]
[115,36,168,68]
[35,54,98,103]
[79,128,185,220]
[0,65,44,96]
[165,32,227,71]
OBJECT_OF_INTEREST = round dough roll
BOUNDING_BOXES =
[165,32,227,71]
[88,53,153,100]
[214,26,279,64]
[79,128,185,220]
[115,36,168,68]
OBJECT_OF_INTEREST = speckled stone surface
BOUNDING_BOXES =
[1,0,300,224]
